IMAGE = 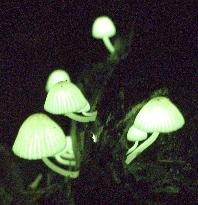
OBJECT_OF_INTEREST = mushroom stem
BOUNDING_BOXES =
[65,112,97,122]
[126,141,139,155]
[125,132,160,164]
[82,110,97,117]
[42,158,79,178]
[29,173,42,190]
[57,151,74,159]
[103,36,115,53]
[55,155,76,166]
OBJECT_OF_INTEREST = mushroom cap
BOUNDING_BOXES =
[79,102,90,112]
[44,81,89,115]
[12,113,66,160]
[127,125,147,141]
[92,16,116,39]
[134,96,185,133]
[45,69,71,92]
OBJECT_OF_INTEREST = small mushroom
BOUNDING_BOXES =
[45,69,71,92]
[126,125,147,155]
[92,16,116,54]
[125,96,185,164]
[44,81,97,122]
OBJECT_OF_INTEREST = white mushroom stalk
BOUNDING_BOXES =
[55,155,76,166]
[103,36,115,53]
[65,111,97,123]
[65,103,97,122]
[42,158,79,178]
[54,136,76,166]
[126,141,139,155]
[126,125,147,155]
[125,132,159,164]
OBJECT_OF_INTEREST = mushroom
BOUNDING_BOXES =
[92,15,116,54]
[12,113,79,178]
[45,69,71,92]
[125,96,185,164]
[12,113,66,159]
[44,81,97,122]
[126,125,147,155]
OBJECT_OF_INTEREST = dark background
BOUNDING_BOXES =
[1,1,197,204]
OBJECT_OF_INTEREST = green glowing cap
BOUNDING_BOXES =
[92,16,116,39]
[127,125,147,141]
[12,113,66,160]
[45,69,71,92]
[44,81,89,115]
[79,102,90,112]
[134,96,185,133]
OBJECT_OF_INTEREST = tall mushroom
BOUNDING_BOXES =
[12,113,79,178]
[44,81,97,122]
[125,96,185,164]
[92,16,116,54]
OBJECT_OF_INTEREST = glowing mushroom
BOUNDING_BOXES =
[125,96,185,164]
[12,113,79,178]
[45,69,71,92]
[12,113,66,159]
[92,16,116,54]
[126,125,147,155]
[44,81,97,122]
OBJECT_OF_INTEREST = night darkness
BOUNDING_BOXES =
[1,1,197,205]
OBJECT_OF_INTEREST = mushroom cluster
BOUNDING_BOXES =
[125,96,185,164]
[12,68,97,178]
[11,16,186,184]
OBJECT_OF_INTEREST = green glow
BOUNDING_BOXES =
[44,81,97,122]
[125,96,185,164]
[29,173,42,190]
[45,69,71,92]
[80,103,90,113]
[44,81,88,114]
[42,158,79,178]
[126,141,139,155]
[55,156,76,166]
[126,132,159,164]
[134,97,185,133]
[103,36,115,53]
[92,16,116,53]
[127,125,147,141]
[55,136,76,166]
[12,113,66,160]
[126,125,147,155]
[65,111,97,123]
